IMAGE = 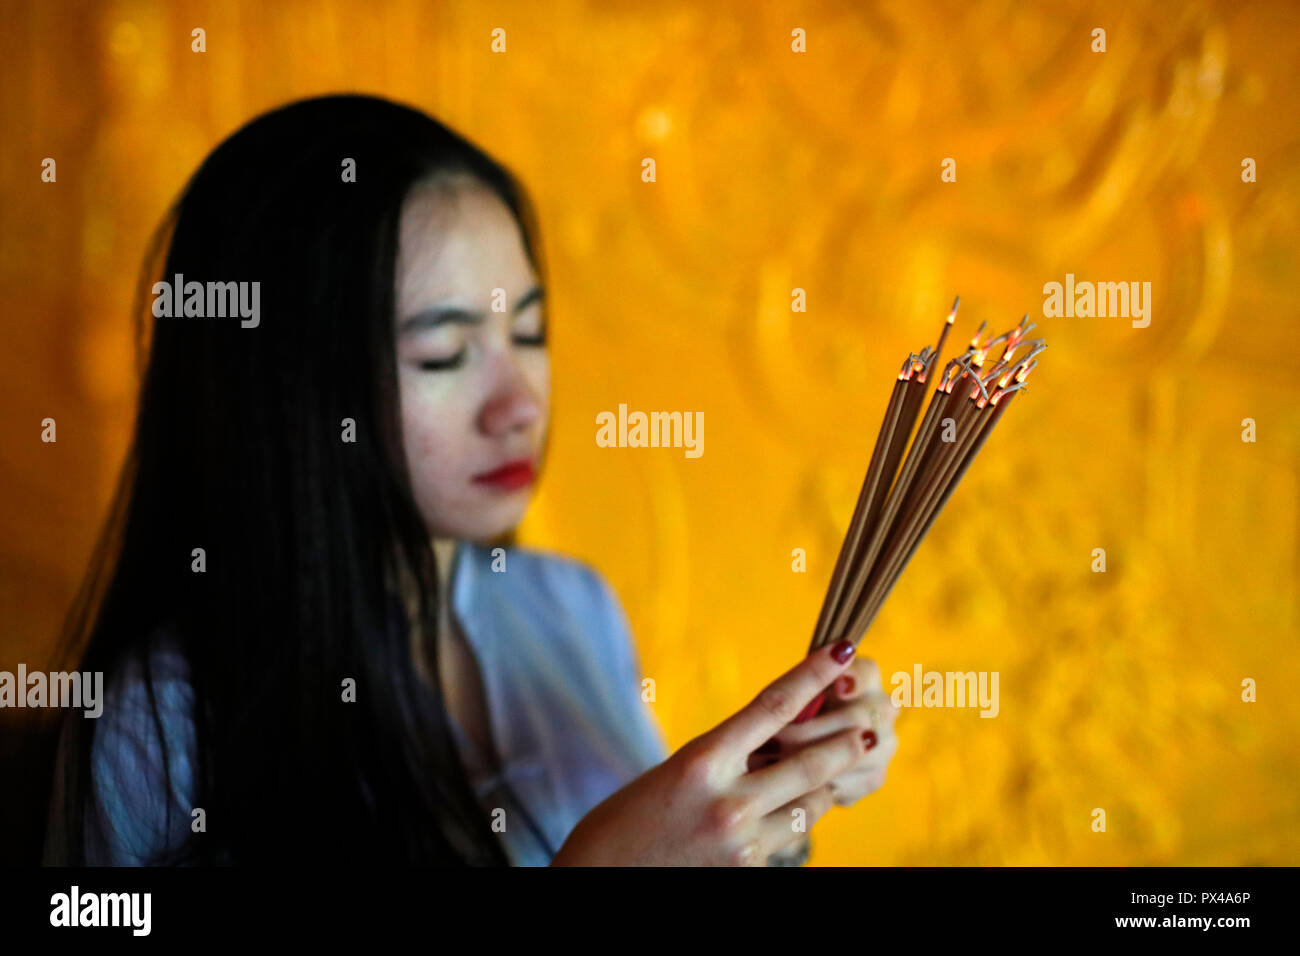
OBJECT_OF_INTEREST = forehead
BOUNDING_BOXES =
[394,178,534,308]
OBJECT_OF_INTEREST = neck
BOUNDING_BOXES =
[433,538,456,603]
[408,538,459,686]
[432,538,460,635]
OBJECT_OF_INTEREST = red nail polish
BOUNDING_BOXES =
[862,730,878,750]
[838,676,855,696]
[830,640,855,664]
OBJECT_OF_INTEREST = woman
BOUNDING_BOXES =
[42,94,898,866]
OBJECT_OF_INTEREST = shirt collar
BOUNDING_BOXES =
[450,539,489,650]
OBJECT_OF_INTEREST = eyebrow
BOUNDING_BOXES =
[399,285,545,334]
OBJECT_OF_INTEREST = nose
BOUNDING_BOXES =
[477,353,543,437]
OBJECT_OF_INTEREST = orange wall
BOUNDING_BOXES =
[1,0,1296,865]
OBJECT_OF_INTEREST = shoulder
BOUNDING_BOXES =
[466,542,637,672]
[493,545,620,617]
[486,545,668,766]
[467,541,624,632]
[97,634,195,746]
[87,634,197,864]
[493,544,657,701]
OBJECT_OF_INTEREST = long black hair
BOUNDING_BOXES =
[45,94,546,865]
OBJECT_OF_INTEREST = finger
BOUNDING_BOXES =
[746,750,780,773]
[827,673,859,702]
[767,690,899,752]
[860,688,901,728]
[827,657,883,702]
[748,727,891,777]
[759,785,834,859]
[741,724,868,817]
[769,698,876,749]
[876,689,902,723]
[765,833,812,867]
[826,726,898,801]
[828,766,888,806]
[854,723,898,770]
[704,640,857,765]
[856,657,884,694]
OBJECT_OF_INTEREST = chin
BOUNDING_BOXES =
[437,497,529,544]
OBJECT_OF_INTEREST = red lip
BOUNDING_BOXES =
[472,458,537,490]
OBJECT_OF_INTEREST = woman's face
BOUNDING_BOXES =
[393,177,550,542]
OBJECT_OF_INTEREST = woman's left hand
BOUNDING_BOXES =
[749,655,900,808]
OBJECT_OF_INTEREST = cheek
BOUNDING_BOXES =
[398,373,471,505]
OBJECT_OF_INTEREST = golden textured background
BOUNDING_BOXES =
[2,0,1297,865]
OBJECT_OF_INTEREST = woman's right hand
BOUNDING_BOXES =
[550,639,870,866]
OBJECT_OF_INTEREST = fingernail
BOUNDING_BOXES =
[830,640,855,664]
[756,738,781,756]
[862,730,878,751]
[837,676,855,696]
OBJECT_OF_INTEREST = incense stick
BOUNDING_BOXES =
[809,376,907,650]
[814,304,960,650]
[852,384,1023,636]
[804,301,1044,668]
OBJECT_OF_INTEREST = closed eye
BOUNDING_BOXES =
[419,351,466,371]
[416,322,546,372]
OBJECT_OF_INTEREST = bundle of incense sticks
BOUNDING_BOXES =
[794,298,1045,723]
